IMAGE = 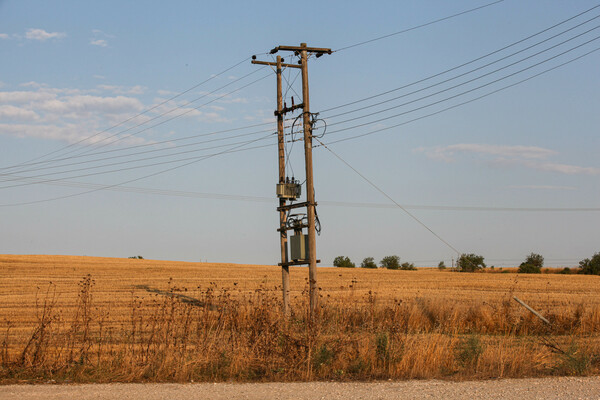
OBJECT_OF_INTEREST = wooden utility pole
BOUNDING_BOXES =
[299,44,318,313]
[276,56,290,315]
[252,43,331,318]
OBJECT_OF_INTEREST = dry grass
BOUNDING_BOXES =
[0,254,599,383]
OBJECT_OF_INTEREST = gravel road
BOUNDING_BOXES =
[2,377,599,399]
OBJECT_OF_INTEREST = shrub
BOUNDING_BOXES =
[518,253,543,273]
[558,267,571,275]
[579,252,600,275]
[457,253,486,272]
[400,262,417,271]
[380,255,400,270]
[360,257,377,269]
[333,256,355,268]
[438,261,446,270]
[518,263,541,274]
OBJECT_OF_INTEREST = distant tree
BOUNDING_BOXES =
[558,267,571,275]
[128,255,144,259]
[457,253,486,272]
[438,261,446,270]
[360,257,377,269]
[518,253,544,274]
[400,262,417,271]
[333,256,355,268]
[380,255,400,270]
[579,252,600,275]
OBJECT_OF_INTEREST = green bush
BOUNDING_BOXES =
[518,253,543,273]
[518,263,541,274]
[579,252,600,275]
[457,253,486,272]
[400,262,417,271]
[558,267,571,275]
[333,256,355,268]
[360,257,377,269]
[438,261,446,270]
[380,255,400,270]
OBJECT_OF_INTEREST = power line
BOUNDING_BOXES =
[0,134,275,190]
[335,0,505,52]
[319,39,600,144]
[313,137,461,256]
[323,15,600,122]
[320,45,600,146]
[3,69,272,175]
[321,4,600,113]
[0,133,275,207]
[4,177,599,212]
[5,56,258,169]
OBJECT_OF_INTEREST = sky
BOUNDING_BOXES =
[1,0,599,268]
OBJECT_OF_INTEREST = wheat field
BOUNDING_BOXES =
[1,254,599,383]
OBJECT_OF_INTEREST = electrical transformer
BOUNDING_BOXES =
[276,182,301,200]
[290,234,309,261]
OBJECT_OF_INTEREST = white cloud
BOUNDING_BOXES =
[93,75,106,80]
[0,105,39,121]
[89,29,114,47]
[98,84,146,95]
[25,28,66,41]
[0,33,9,40]
[415,143,599,176]
[90,39,108,47]
[415,143,556,162]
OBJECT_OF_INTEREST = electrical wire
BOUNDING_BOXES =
[322,4,600,113]
[323,15,600,122]
[335,0,505,52]
[319,37,600,143]
[0,133,275,207]
[0,134,276,190]
[313,136,460,256]
[319,45,600,146]
[7,175,600,212]
[6,56,259,169]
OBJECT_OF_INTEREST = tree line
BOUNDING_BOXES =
[333,251,600,275]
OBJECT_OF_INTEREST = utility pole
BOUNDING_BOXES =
[252,43,331,318]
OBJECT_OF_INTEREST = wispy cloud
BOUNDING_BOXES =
[98,84,146,95]
[25,28,66,41]
[415,143,599,176]
[0,33,9,40]
[90,39,108,47]
[90,29,114,47]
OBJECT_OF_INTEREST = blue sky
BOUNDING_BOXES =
[1,0,599,268]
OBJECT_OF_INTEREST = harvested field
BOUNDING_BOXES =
[0,254,599,383]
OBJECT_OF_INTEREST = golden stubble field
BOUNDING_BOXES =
[1,254,599,382]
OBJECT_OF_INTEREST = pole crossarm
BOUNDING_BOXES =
[270,45,332,55]
[251,60,302,69]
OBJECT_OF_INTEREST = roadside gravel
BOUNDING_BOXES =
[2,377,599,399]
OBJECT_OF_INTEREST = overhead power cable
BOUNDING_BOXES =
[6,178,600,212]
[319,45,600,146]
[0,127,276,178]
[0,134,276,190]
[319,37,600,143]
[4,68,272,175]
[313,137,461,256]
[323,15,600,122]
[335,0,505,52]
[0,133,275,207]
[6,56,257,169]
[322,4,600,113]
[0,122,277,172]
